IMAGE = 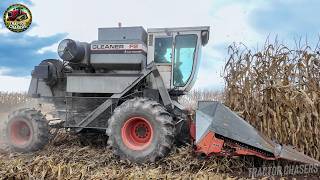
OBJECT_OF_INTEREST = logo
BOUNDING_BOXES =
[3,4,32,33]
[91,43,147,52]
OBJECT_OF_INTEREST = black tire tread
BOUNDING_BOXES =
[107,98,175,163]
[6,108,50,152]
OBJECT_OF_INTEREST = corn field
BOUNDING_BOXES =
[224,40,320,160]
[179,89,224,110]
[0,92,30,113]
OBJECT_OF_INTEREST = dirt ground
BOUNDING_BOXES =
[1,131,319,179]
[0,132,245,179]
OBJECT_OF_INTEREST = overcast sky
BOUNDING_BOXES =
[0,0,319,92]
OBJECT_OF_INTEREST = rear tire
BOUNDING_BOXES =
[107,98,175,163]
[5,108,49,152]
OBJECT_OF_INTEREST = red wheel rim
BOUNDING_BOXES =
[121,116,153,150]
[10,119,32,146]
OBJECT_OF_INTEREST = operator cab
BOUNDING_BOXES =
[147,27,209,93]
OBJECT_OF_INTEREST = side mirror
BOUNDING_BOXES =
[201,30,209,46]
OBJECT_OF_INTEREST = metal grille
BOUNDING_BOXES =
[148,34,154,46]
[65,96,112,129]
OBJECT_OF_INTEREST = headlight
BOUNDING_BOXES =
[57,39,84,62]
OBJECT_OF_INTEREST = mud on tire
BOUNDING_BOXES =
[5,108,49,152]
[107,98,175,163]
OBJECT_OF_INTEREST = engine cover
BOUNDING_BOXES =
[90,41,147,71]
[90,27,148,72]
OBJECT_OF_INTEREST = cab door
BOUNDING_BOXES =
[148,33,174,89]
[147,27,208,92]
[171,31,200,91]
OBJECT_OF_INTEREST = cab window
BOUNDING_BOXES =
[154,37,173,63]
[173,34,197,87]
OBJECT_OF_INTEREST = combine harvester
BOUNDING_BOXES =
[4,26,319,164]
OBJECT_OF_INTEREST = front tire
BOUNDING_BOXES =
[107,98,175,163]
[5,108,49,152]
